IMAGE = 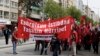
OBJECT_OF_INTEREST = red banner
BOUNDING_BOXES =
[17,16,74,40]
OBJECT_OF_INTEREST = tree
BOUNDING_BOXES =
[85,16,93,23]
[44,0,67,19]
[93,21,98,26]
[66,6,82,21]
[18,0,42,17]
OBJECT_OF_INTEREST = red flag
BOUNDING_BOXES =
[17,17,29,40]
[80,15,86,24]
[57,16,74,40]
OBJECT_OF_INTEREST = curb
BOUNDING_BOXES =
[0,42,35,49]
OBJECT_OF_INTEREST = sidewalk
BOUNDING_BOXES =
[0,36,35,49]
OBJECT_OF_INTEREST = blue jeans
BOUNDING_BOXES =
[12,41,17,53]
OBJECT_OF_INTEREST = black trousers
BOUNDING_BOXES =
[40,42,48,55]
[76,43,81,50]
[40,44,44,55]
[92,43,99,54]
[5,35,9,44]
[53,47,59,56]
[53,50,58,56]
[34,41,40,51]
[44,42,48,55]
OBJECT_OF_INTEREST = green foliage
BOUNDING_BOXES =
[44,0,95,23]
[44,0,67,19]
[66,6,82,21]
[93,21,98,26]
[44,1,82,20]
[85,16,93,23]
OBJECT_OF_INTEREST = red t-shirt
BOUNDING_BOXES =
[12,31,18,42]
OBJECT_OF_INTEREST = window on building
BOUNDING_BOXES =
[15,13,18,19]
[11,1,12,7]
[11,12,17,19]
[15,2,18,8]
[10,12,13,19]
[11,1,18,8]
[13,13,16,19]
[4,11,9,19]
[4,0,10,7]
[5,0,9,4]
[0,10,2,18]
[11,1,14,8]
[0,0,3,6]
[14,2,16,8]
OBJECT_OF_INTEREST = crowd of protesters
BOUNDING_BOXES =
[1,18,100,56]
[33,23,100,56]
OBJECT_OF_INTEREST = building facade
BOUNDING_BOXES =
[82,5,100,22]
[75,0,83,12]
[0,0,18,24]
[18,0,43,20]
[54,0,75,8]
[93,14,100,22]
[82,5,91,17]
[18,0,100,22]
[59,0,68,8]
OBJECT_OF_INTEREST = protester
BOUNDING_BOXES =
[40,39,49,55]
[40,40,45,55]
[71,28,77,56]
[34,40,40,51]
[92,28,99,54]
[16,16,100,55]
[76,26,82,50]
[12,27,18,54]
[3,26,11,45]
[63,39,69,51]
[42,40,48,55]
[50,33,61,56]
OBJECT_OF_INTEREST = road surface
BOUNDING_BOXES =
[0,43,100,56]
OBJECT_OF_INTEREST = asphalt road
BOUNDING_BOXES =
[0,43,100,56]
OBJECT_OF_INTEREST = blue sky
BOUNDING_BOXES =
[82,0,100,16]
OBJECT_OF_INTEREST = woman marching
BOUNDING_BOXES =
[71,25,79,56]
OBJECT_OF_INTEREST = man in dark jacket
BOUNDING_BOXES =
[3,27,11,45]
[51,34,61,56]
